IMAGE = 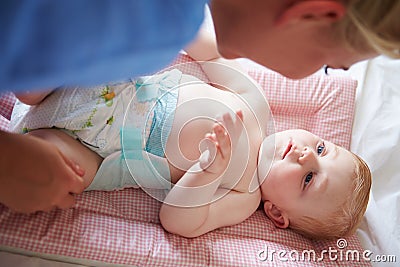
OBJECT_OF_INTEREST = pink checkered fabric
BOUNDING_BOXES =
[249,69,357,149]
[0,91,15,121]
[0,55,369,267]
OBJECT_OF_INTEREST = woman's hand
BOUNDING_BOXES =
[0,131,86,213]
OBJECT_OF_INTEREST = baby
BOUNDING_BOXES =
[11,32,371,240]
[258,129,371,239]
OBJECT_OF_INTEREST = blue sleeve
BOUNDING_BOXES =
[0,0,208,92]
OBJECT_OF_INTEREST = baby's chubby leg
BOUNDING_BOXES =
[27,129,103,189]
[14,88,54,105]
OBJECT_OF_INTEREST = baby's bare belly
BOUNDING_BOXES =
[165,75,259,188]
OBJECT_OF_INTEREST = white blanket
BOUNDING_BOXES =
[349,56,400,265]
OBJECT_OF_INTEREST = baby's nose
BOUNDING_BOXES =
[298,147,315,164]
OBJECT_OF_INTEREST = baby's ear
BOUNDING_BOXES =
[263,201,290,229]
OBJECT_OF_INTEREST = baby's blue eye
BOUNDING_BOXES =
[304,173,313,187]
[317,143,325,155]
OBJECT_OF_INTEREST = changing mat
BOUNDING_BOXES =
[0,54,371,267]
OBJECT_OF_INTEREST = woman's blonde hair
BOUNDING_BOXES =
[337,0,400,58]
[289,152,372,240]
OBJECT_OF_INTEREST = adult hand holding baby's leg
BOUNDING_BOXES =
[0,131,87,213]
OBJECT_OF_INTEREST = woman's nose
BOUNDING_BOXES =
[298,147,315,165]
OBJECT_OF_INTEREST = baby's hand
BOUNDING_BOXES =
[199,110,244,174]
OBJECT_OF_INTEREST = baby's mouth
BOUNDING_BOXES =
[282,140,293,159]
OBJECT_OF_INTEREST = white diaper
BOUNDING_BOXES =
[86,151,171,191]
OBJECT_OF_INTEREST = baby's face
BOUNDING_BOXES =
[257,129,355,219]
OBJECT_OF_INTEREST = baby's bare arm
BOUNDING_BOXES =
[185,30,254,95]
[160,111,259,237]
[160,183,259,238]
[184,28,220,62]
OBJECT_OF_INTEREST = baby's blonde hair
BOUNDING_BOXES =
[337,0,400,58]
[289,152,372,240]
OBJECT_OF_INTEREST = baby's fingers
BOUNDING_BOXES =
[218,110,244,147]
[236,110,243,122]
[221,113,234,137]
[213,124,230,159]
[199,135,217,170]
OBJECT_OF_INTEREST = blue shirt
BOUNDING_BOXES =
[0,0,207,92]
